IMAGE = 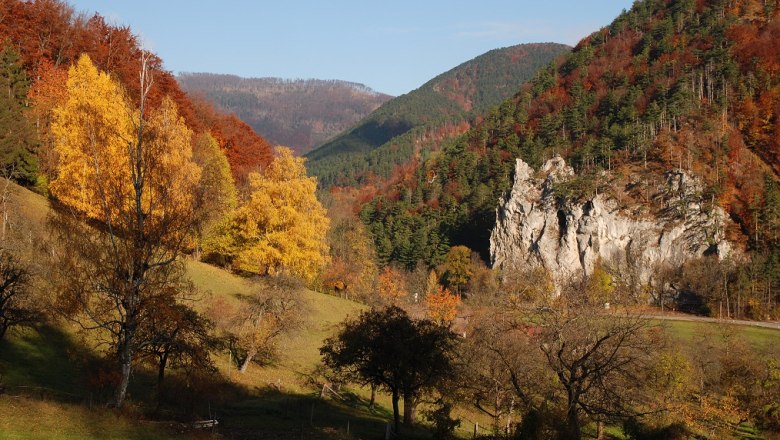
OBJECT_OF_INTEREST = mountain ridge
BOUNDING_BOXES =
[177,73,392,155]
[305,42,571,187]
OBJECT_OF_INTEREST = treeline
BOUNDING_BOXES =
[178,72,391,155]
[306,43,570,188]
[359,0,780,302]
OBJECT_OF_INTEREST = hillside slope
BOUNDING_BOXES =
[360,0,780,272]
[305,43,570,187]
[178,74,392,155]
[0,179,371,438]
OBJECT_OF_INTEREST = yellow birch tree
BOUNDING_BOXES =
[50,54,134,219]
[49,54,201,407]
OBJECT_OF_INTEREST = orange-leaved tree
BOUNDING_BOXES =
[377,266,408,305]
[425,286,461,325]
[27,58,68,184]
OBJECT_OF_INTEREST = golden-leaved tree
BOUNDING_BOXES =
[192,132,237,257]
[49,54,201,407]
[50,54,134,219]
[205,147,329,282]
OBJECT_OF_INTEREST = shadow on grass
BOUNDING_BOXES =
[0,325,93,399]
[0,325,193,412]
[214,387,432,440]
[0,326,432,439]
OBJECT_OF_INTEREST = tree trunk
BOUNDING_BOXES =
[391,388,401,435]
[369,384,376,409]
[239,348,257,374]
[113,316,138,408]
[157,351,169,387]
[566,403,582,440]
[114,343,133,407]
[403,390,417,426]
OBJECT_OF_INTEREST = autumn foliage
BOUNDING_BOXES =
[376,266,408,305]
[425,286,461,325]
[204,147,330,282]
[51,55,200,231]
[360,0,780,273]
[0,0,272,190]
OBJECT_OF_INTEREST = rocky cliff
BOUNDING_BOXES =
[490,157,733,293]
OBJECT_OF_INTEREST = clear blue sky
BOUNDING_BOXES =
[67,0,634,96]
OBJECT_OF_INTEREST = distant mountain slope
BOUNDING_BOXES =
[305,43,571,187]
[360,0,780,270]
[177,74,392,155]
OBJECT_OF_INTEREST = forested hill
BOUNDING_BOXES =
[0,0,273,186]
[305,43,571,188]
[361,0,780,270]
[177,74,392,155]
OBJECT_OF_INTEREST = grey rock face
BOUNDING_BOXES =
[490,157,731,293]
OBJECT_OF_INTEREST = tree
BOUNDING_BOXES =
[585,262,616,305]
[425,285,461,325]
[209,276,302,374]
[0,43,38,185]
[49,54,201,407]
[320,306,458,434]
[502,266,555,306]
[205,147,329,282]
[49,54,133,218]
[376,266,408,305]
[539,308,657,439]
[27,58,68,184]
[192,132,237,258]
[461,306,660,438]
[0,249,37,339]
[137,297,217,391]
[442,245,472,294]
[320,196,378,302]
[459,309,551,437]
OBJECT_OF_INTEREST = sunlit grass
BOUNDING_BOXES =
[0,397,198,440]
[658,319,779,350]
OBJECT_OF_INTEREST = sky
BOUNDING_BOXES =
[67,0,635,96]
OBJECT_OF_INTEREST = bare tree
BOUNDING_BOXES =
[539,307,659,440]
[209,276,303,374]
[460,306,660,439]
[459,309,550,436]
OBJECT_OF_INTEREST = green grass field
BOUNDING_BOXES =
[660,319,780,349]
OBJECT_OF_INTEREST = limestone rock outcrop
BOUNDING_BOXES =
[490,156,732,292]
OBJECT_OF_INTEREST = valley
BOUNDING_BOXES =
[1,0,780,439]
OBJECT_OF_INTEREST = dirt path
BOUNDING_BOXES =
[635,312,780,330]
